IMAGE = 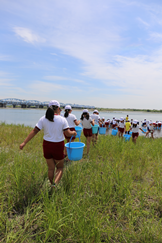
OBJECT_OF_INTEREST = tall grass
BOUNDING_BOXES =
[1,123,162,242]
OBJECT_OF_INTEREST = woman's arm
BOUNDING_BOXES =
[20,127,39,150]
[74,120,80,126]
[64,129,77,137]
[91,119,95,126]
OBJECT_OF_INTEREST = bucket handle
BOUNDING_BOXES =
[69,135,81,148]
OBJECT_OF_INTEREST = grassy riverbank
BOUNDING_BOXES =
[1,123,162,242]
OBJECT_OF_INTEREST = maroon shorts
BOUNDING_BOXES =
[43,140,64,160]
[64,127,75,140]
[83,128,92,137]
[105,122,109,125]
[118,127,124,133]
[158,124,161,127]
[132,132,139,138]
[112,124,117,128]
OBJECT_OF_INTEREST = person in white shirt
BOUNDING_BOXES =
[145,121,154,139]
[105,119,110,130]
[118,117,125,137]
[132,120,145,143]
[63,105,80,158]
[90,109,101,144]
[80,109,95,155]
[100,117,106,127]
[19,100,77,189]
[112,118,117,129]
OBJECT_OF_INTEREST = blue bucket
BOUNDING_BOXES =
[65,137,85,161]
[129,131,132,135]
[91,124,99,134]
[99,126,106,135]
[75,126,82,138]
[123,134,131,141]
[142,128,147,134]
[111,129,118,136]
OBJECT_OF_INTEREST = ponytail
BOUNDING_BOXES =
[64,109,70,118]
[45,105,58,122]
[80,112,89,120]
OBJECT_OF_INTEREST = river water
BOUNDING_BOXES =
[1,108,162,137]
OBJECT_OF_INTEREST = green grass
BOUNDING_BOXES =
[1,123,162,242]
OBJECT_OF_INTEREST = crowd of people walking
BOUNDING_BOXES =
[19,100,162,189]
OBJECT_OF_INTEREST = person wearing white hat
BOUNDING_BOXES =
[117,117,125,137]
[63,105,80,158]
[112,118,117,129]
[20,100,77,190]
[80,109,95,155]
[90,109,101,144]
[100,117,106,127]
[132,120,145,143]
[145,121,154,139]
[105,118,110,130]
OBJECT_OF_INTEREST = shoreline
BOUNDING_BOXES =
[1,106,162,113]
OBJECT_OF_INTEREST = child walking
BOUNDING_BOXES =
[80,109,95,155]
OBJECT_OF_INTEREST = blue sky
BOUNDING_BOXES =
[1,0,162,109]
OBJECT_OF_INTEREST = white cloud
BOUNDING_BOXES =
[137,17,150,27]
[13,27,46,44]
[44,76,88,85]
[149,32,162,42]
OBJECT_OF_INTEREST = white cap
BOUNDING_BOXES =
[149,121,153,124]
[83,109,88,113]
[133,120,138,124]
[65,105,72,110]
[120,117,124,121]
[48,100,60,107]
[102,117,105,119]
[93,109,99,113]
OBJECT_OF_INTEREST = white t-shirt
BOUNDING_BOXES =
[81,117,93,129]
[132,125,140,133]
[118,121,125,128]
[64,113,77,128]
[148,125,154,131]
[36,115,69,142]
[90,114,100,125]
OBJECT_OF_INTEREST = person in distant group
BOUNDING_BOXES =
[130,119,133,126]
[63,105,80,158]
[125,119,131,134]
[100,117,106,127]
[125,115,129,122]
[105,118,110,130]
[157,121,162,130]
[118,117,125,137]
[90,109,101,144]
[145,121,154,139]
[80,109,95,155]
[141,118,147,127]
[112,118,117,129]
[19,100,77,189]
[132,120,145,143]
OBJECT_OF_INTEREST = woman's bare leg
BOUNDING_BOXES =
[87,136,92,154]
[46,158,55,184]
[54,159,64,185]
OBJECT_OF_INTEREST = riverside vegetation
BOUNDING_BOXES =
[1,123,162,242]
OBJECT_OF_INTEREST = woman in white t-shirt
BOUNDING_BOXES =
[118,117,125,137]
[90,110,101,144]
[20,100,77,189]
[145,121,154,139]
[63,105,80,157]
[132,120,145,143]
[80,109,95,155]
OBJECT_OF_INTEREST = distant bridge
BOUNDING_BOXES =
[0,98,95,109]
